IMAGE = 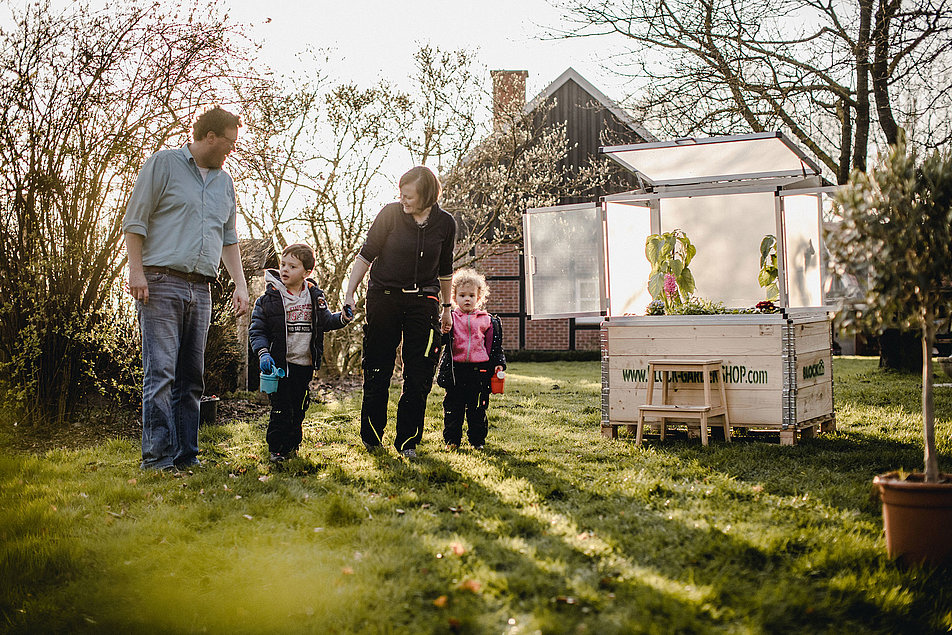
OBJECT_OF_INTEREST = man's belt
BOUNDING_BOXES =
[142,266,216,284]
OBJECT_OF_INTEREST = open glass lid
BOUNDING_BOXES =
[600,131,822,187]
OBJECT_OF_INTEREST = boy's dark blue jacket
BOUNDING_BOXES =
[249,270,347,371]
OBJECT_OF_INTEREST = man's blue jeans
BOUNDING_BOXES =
[138,273,211,470]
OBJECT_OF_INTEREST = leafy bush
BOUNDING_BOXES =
[828,135,952,481]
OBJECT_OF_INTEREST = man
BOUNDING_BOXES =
[123,106,250,471]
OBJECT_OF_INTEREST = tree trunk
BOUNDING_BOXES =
[871,0,900,145]
[879,328,922,372]
[837,97,853,184]
[852,0,873,172]
[922,313,939,482]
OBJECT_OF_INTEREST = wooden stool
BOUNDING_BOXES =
[636,358,731,446]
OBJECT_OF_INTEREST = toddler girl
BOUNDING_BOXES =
[436,268,506,449]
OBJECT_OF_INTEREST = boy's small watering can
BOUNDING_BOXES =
[260,367,286,394]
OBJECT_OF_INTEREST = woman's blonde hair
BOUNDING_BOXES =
[451,267,490,309]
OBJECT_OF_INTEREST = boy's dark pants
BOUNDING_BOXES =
[360,289,441,451]
[267,362,313,455]
[442,362,490,447]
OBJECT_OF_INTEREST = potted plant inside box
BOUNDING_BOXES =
[828,134,952,565]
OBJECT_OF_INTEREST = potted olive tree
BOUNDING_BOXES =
[828,135,952,565]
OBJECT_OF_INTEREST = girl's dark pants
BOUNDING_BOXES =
[442,362,490,447]
[267,362,312,455]
[360,289,441,451]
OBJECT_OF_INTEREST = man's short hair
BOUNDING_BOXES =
[282,243,315,272]
[399,166,442,209]
[193,106,241,142]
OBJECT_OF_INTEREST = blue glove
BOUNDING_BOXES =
[259,352,275,374]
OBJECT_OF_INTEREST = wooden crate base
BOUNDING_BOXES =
[602,414,835,445]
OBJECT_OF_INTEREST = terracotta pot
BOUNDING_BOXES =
[874,471,952,566]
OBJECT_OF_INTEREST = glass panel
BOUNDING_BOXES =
[605,201,654,315]
[782,194,823,307]
[604,135,818,185]
[524,205,603,318]
[660,191,777,308]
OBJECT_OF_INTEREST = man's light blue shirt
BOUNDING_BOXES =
[123,145,238,279]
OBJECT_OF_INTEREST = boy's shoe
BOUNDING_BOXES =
[400,448,417,459]
[269,452,287,463]
[472,445,485,451]
[445,443,459,451]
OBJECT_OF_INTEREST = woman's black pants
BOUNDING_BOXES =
[360,289,441,451]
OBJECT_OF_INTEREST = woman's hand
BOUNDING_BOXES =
[440,306,453,333]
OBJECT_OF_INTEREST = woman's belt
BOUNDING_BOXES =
[374,284,440,295]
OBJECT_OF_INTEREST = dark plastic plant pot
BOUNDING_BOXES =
[938,356,952,381]
[199,396,219,426]
[874,471,952,566]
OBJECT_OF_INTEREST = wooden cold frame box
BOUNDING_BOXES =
[599,310,835,444]
[523,133,839,444]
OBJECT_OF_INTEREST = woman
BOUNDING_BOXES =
[344,166,456,458]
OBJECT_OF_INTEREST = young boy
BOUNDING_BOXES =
[436,268,507,450]
[249,243,353,462]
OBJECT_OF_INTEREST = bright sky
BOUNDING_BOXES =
[226,0,630,105]
[22,0,638,235]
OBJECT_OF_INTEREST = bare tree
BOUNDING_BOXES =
[231,59,330,249]
[0,1,248,422]
[554,0,952,182]
[441,99,610,266]
[233,66,411,377]
[394,46,606,266]
[396,45,485,172]
[302,83,411,376]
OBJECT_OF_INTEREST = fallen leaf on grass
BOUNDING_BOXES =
[395,508,405,515]
[127,478,137,485]
[243,514,253,520]
[341,567,354,575]
[258,475,271,482]
[457,579,481,593]
[433,595,448,608]
[556,595,577,605]
[451,542,465,556]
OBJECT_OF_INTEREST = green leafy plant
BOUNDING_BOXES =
[645,299,666,315]
[646,229,696,313]
[828,134,952,482]
[672,297,726,315]
[758,235,780,301]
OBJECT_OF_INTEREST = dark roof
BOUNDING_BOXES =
[525,68,656,142]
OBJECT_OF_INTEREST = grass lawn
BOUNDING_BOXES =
[2,357,952,633]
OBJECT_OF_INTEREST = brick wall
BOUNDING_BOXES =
[574,327,601,351]
[524,319,567,349]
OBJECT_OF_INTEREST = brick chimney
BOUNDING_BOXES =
[491,70,528,131]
